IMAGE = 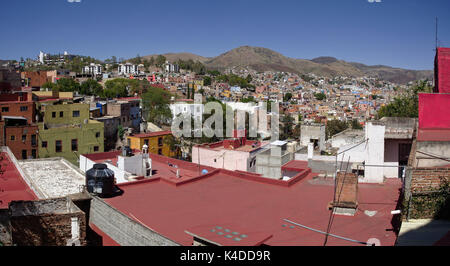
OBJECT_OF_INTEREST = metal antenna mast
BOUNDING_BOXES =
[435,17,439,50]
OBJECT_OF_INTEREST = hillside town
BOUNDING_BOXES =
[0,45,448,247]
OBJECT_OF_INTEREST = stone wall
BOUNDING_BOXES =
[11,212,86,246]
[0,209,12,246]
[7,198,87,246]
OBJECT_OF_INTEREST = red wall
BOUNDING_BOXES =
[0,101,36,123]
[419,93,450,129]
[4,125,39,159]
[435,47,450,94]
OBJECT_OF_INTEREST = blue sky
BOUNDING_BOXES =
[1,0,449,70]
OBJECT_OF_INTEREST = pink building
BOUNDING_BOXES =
[192,136,269,172]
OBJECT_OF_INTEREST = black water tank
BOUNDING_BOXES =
[86,164,116,197]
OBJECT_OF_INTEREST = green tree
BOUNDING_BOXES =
[102,78,134,98]
[241,97,255,103]
[54,78,80,92]
[326,120,349,139]
[155,55,167,67]
[41,81,56,90]
[80,79,103,96]
[314,92,326,101]
[246,74,253,83]
[284,93,293,102]
[203,76,212,86]
[280,115,295,140]
[207,70,221,76]
[118,125,125,140]
[293,124,301,138]
[141,87,172,126]
[351,119,363,130]
[378,80,433,118]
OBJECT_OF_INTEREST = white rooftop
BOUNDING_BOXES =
[271,140,287,146]
[18,158,85,199]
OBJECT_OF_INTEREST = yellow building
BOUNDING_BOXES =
[126,130,175,157]
[221,90,231,98]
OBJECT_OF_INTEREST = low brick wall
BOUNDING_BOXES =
[406,167,450,220]
[410,168,450,193]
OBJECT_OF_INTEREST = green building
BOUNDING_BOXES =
[38,102,104,165]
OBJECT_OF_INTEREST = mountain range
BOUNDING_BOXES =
[143,46,433,84]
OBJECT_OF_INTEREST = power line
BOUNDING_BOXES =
[283,219,369,246]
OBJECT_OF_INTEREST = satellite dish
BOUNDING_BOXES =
[366,238,381,246]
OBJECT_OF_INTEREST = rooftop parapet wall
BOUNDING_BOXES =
[418,93,450,129]
[434,47,450,94]
[89,196,179,246]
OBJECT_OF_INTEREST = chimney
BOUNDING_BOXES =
[307,143,314,159]
[329,171,358,216]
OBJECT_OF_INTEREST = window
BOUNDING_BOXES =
[144,139,149,146]
[73,110,80,117]
[55,140,62,153]
[42,141,48,148]
[2,107,9,112]
[22,150,27,160]
[10,135,15,141]
[60,111,64,118]
[20,106,28,112]
[71,139,78,151]
[22,135,26,142]
[52,112,56,118]
[158,149,163,155]
[158,137,163,147]
[31,135,37,146]
[95,132,100,138]
[94,146,99,152]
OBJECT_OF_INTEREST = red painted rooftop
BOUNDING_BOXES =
[100,165,402,246]
[0,152,37,209]
[282,160,309,170]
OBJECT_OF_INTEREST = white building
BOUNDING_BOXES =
[39,51,45,64]
[164,61,180,73]
[118,63,140,75]
[79,151,152,184]
[82,63,103,75]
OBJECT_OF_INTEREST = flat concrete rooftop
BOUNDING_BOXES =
[18,158,85,199]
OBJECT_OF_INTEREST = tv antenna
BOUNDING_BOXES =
[435,17,439,50]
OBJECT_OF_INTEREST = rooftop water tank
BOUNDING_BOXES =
[86,164,116,198]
